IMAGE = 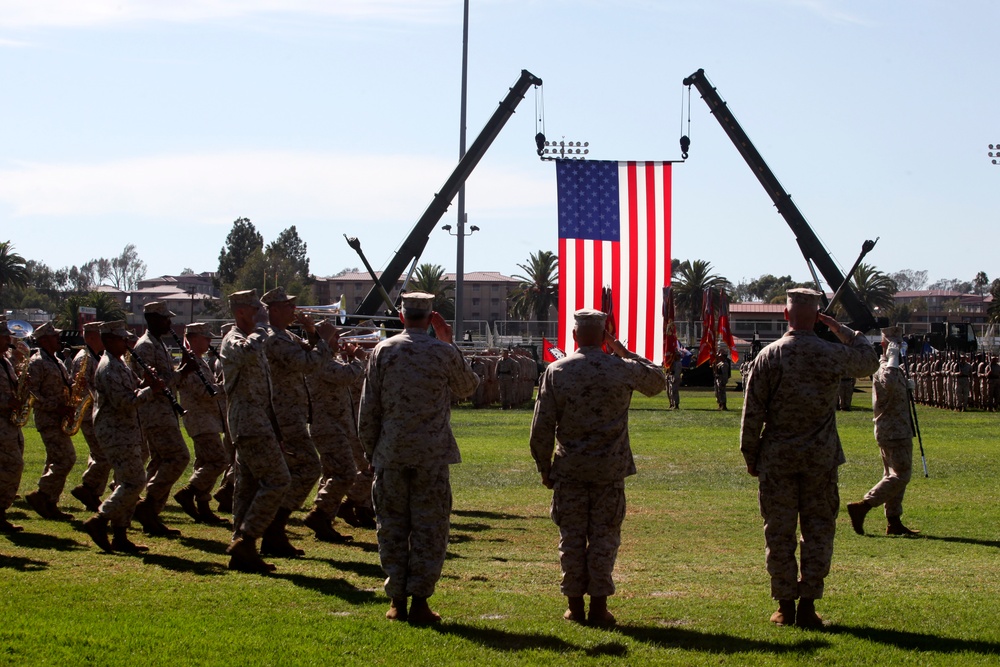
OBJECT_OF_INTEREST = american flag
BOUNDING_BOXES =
[556,159,672,363]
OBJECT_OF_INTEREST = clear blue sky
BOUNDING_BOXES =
[1,0,997,294]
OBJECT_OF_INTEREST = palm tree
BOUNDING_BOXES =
[849,263,897,317]
[672,259,730,344]
[974,271,989,297]
[56,291,128,329]
[510,250,558,324]
[0,241,29,292]
[410,263,455,319]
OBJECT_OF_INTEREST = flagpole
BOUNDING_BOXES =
[454,0,469,342]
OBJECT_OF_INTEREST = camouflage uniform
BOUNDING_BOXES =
[863,356,913,519]
[265,326,330,511]
[713,358,731,410]
[667,358,682,409]
[73,346,111,499]
[27,348,76,503]
[529,343,666,598]
[178,354,228,504]
[740,327,878,601]
[94,350,155,528]
[496,354,520,409]
[0,353,24,515]
[359,326,480,599]
[220,326,290,540]
[306,354,364,517]
[134,331,190,513]
[345,370,373,510]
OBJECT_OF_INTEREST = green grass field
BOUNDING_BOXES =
[2,382,1000,666]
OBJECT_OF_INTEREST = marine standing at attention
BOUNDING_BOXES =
[740,288,878,628]
[358,292,480,624]
[529,308,665,626]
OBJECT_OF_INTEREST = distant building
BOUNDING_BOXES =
[127,272,221,325]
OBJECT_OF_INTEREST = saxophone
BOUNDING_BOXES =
[61,351,93,436]
[9,343,34,427]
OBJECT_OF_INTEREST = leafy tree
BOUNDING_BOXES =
[0,241,29,291]
[510,250,558,323]
[225,247,315,306]
[180,267,195,276]
[409,263,455,319]
[974,271,989,296]
[731,273,812,304]
[990,281,1000,323]
[266,226,311,284]
[218,217,263,285]
[672,259,731,344]
[104,244,147,291]
[927,277,972,293]
[889,269,928,292]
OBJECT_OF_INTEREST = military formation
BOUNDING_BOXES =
[0,285,976,629]
[906,350,1000,412]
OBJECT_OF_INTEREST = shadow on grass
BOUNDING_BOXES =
[179,534,231,556]
[274,572,380,604]
[0,553,48,571]
[141,552,228,576]
[827,625,1000,654]
[615,624,829,655]
[320,557,385,580]
[919,534,1000,549]
[431,622,581,653]
[451,521,491,532]
[344,538,380,554]
[6,530,86,552]
[453,509,526,521]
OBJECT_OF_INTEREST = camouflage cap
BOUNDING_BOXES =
[400,292,435,314]
[144,301,178,318]
[220,322,235,336]
[573,308,607,328]
[880,325,903,343]
[786,288,823,308]
[228,289,261,310]
[261,286,296,305]
[82,321,103,333]
[185,322,214,337]
[100,320,130,338]
[33,322,62,338]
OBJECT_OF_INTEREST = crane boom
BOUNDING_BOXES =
[354,69,543,317]
[682,68,878,332]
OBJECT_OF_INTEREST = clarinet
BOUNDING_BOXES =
[128,350,187,416]
[169,330,218,397]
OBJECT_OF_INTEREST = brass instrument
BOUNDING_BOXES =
[9,342,34,427]
[61,352,93,436]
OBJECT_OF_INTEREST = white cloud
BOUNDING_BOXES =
[0,150,551,226]
[0,0,457,29]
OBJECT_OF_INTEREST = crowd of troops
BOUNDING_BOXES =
[467,347,537,410]
[905,351,1000,412]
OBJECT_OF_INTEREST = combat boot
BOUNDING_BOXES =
[354,505,377,529]
[769,599,796,626]
[407,596,441,625]
[386,597,408,621]
[588,596,616,628]
[83,514,113,552]
[25,490,55,520]
[111,527,149,554]
[795,598,823,628]
[71,485,102,512]
[173,486,200,522]
[886,516,921,536]
[304,507,353,543]
[563,596,585,624]
[46,495,74,521]
[134,499,181,537]
[337,499,361,528]
[0,510,23,533]
[847,501,871,535]
[227,535,275,574]
[196,497,229,526]
[260,507,304,558]
[213,483,234,514]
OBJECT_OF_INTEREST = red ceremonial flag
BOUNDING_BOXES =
[662,286,679,367]
[695,287,716,367]
[556,159,672,363]
[542,336,564,362]
[717,290,739,363]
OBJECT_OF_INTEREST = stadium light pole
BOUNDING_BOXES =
[539,138,590,161]
[990,144,1000,165]
[454,0,470,340]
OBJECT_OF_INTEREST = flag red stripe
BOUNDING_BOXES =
[593,241,604,314]
[663,163,672,289]
[558,237,568,353]
[644,161,657,359]
[626,162,639,349]
[574,237,586,325]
